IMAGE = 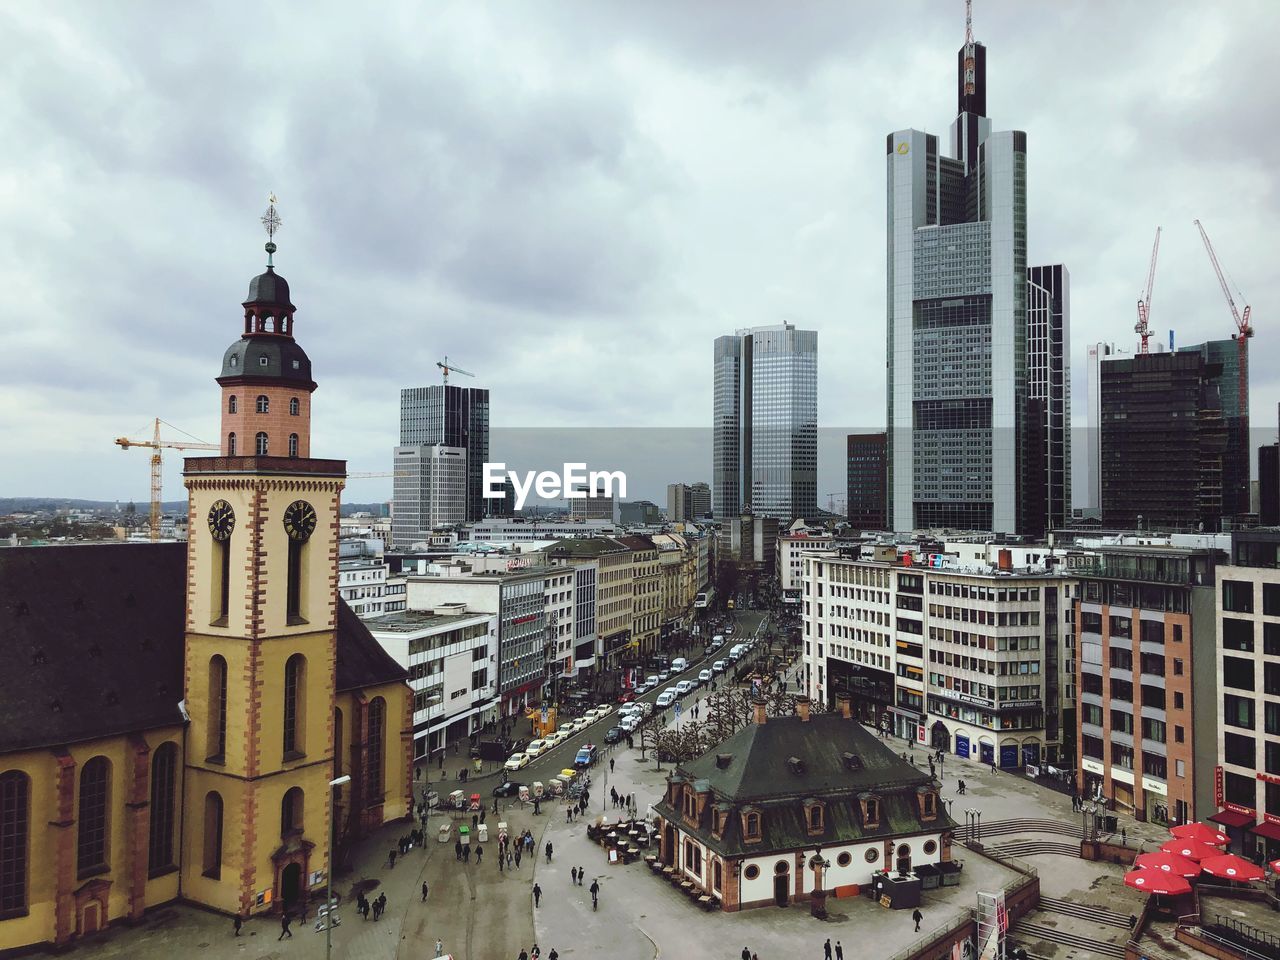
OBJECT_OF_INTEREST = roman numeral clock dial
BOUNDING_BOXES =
[282,500,317,542]
[207,500,235,541]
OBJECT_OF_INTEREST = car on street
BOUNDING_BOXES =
[603,726,623,744]
[657,670,671,681]
[504,753,529,771]
[544,730,567,748]
[620,716,640,734]
[574,744,598,768]
[698,669,713,684]
[636,702,654,717]
[655,690,676,708]
[617,690,636,704]
[525,739,549,758]
[493,781,523,798]
[593,704,613,718]
[712,659,727,674]
[634,682,652,695]
[675,680,695,696]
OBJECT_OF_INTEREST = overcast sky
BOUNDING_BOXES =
[2,1,1277,506]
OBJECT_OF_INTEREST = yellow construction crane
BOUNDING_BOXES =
[115,418,218,541]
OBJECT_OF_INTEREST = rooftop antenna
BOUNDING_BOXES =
[963,0,976,98]
[261,192,281,266]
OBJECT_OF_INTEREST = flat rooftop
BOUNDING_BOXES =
[364,608,492,633]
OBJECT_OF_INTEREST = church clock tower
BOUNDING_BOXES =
[180,199,345,916]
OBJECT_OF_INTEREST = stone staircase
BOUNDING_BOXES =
[1009,918,1129,959]
[956,817,1082,841]
[985,838,1081,859]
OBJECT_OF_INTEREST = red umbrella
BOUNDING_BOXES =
[1272,858,1280,875]
[1169,822,1229,846]
[1161,838,1220,861]
[1200,853,1265,882]
[1134,851,1200,877]
[1124,868,1192,896]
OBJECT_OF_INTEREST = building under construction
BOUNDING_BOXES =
[1100,346,1237,531]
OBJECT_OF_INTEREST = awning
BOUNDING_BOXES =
[1209,809,1257,829]
[1251,820,1280,842]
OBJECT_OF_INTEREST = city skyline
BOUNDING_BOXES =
[3,2,1278,503]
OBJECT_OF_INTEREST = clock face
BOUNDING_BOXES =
[207,500,235,541]
[282,500,317,542]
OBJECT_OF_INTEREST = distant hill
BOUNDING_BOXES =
[0,497,185,514]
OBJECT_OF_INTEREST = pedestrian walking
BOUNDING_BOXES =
[545,841,553,863]
[824,938,832,960]
[499,852,505,872]
[835,941,844,960]
[233,915,242,936]
[422,881,429,902]
[1121,828,1127,845]
[435,938,444,957]
[912,907,923,931]
[515,848,522,868]
[377,893,387,918]
[577,865,584,885]
[589,879,600,910]
[463,844,470,863]
[533,883,542,907]
[609,757,615,773]
[571,866,579,885]
[548,950,559,960]
[389,848,397,868]
[455,840,463,861]
[742,948,751,960]
[279,912,293,940]
[476,844,484,864]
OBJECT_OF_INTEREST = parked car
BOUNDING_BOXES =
[574,744,599,768]
[657,670,671,682]
[603,726,623,744]
[593,704,613,718]
[655,690,676,708]
[493,781,523,798]
[525,739,549,758]
[637,702,654,717]
[620,716,640,734]
[671,657,689,672]
[698,669,713,684]
[544,730,567,748]
[634,682,652,695]
[504,753,529,771]
[712,659,727,674]
[617,690,636,704]
[675,680,695,696]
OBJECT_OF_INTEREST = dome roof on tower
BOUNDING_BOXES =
[244,265,294,310]
[218,337,314,389]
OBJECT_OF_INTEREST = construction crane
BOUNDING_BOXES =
[115,419,218,541]
[1194,218,1253,431]
[1135,226,1161,354]
[962,0,976,98]
[436,355,475,385]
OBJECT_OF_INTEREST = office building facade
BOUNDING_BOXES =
[667,483,692,522]
[847,432,888,530]
[399,385,490,521]
[1025,265,1071,536]
[887,25,1067,535]
[1214,530,1280,860]
[1082,342,1120,515]
[1100,351,1228,531]
[1179,338,1250,519]
[391,444,468,547]
[712,323,817,521]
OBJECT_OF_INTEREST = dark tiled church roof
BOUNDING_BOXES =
[0,543,405,754]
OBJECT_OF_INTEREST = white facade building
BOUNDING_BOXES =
[391,443,468,547]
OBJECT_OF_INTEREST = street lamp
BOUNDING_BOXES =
[326,775,351,960]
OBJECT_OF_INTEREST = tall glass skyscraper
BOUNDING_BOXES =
[886,20,1067,534]
[398,384,490,521]
[712,322,817,521]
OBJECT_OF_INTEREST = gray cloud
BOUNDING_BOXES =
[2,0,1277,506]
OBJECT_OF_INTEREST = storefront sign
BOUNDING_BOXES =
[1258,771,1280,786]
[1214,765,1224,808]
[1224,802,1256,816]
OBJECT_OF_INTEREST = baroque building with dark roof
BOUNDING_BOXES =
[653,694,956,911]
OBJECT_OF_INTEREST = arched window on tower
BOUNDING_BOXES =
[148,743,178,874]
[283,654,307,759]
[228,395,237,414]
[202,792,223,879]
[367,697,386,805]
[227,432,237,456]
[288,434,299,458]
[77,757,111,878]
[256,395,269,414]
[281,787,304,837]
[255,432,269,456]
[0,770,30,915]
[289,397,299,416]
[207,656,227,762]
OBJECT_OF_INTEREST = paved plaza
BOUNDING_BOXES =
[54,612,1171,960]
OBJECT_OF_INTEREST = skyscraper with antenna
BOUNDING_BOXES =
[885,1,1068,534]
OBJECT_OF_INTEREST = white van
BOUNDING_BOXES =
[729,644,746,661]
[675,680,695,696]
[671,657,688,672]
[698,669,713,684]
[645,675,660,688]
[655,690,676,708]
[712,659,727,674]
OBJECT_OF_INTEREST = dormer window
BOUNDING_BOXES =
[806,801,824,834]
[741,809,762,843]
[918,787,938,821]
[859,794,882,829]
